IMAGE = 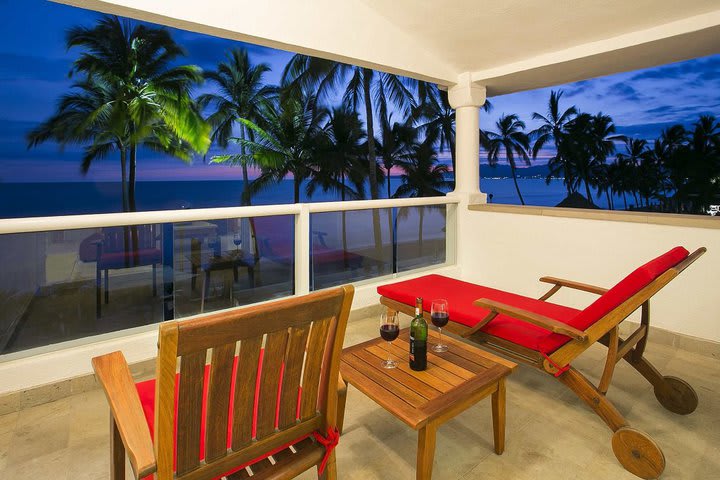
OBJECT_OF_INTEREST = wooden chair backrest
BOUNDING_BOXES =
[153,285,354,480]
[549,247,706,367]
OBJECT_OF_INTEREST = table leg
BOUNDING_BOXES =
[417,422,437,479]
[491,378,506,455]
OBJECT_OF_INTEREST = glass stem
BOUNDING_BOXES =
[439,328,442,345]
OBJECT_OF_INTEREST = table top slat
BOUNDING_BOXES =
[381,340,467,386]
[339,362,424,428]
[352,348,442,400]
[342,352,428,408]
[370,343,458,392]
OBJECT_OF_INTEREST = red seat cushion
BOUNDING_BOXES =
[377,247,690,354]
[135,351,303,480]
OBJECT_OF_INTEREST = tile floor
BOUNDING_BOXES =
[0,314,718,479]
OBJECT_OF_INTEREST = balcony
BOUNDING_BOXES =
[1,1,719,479]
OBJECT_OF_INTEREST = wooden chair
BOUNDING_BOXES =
[94,224,162,318]
[377,246,705,479]
[92,285,354,480]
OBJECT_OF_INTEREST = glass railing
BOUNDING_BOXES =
[0,197,457,357]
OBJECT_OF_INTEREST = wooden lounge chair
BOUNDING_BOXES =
[377,246,705,479]
[92,285,354,480]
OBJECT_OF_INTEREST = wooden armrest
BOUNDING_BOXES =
[92,351,156,478]
[473,298,588,342]
[539,276,608,295]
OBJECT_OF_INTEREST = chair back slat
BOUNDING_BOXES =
[256,330,290,440]
[154,286,354,480]
[231,337,263,451]
[278,325,311,429]
[300,317,331,420]
[176,350,206,476]
[176,290,345,355]
[205,342,235,462]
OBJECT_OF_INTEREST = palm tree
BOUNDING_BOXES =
[377,114,417,199]
[559,113,622,203]
[616,138,649,207]
[198,49,276,205]
[308,107,367,263]
[483,114,531,205]
[415,85,493,178]
[530,90,577,194]
[28,16,210,212]
[214,90,328,204]
[282,57,415,272]
[394,141,453,253]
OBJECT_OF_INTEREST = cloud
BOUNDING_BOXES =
[608,82,643,102]
[630,55,720,82]
[563,79,593,97]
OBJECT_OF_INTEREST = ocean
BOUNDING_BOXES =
[0,177,621,219]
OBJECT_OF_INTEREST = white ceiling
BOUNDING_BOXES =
[59,0,720,95]
[362,0,719,73]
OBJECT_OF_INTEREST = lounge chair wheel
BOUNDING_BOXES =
[654,376,698,415]
[612,427,665,479]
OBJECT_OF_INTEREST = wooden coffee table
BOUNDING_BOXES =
[339,329,517,479]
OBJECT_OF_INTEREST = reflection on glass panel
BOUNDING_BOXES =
[0,215,296,356]
[396,205,447,273]
[310,209,393,290]
[173,215,294,317]
[0,225,165,355]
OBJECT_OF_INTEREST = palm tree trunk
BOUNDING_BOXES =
[120,147,129,212]
[387,167,392,199]
[622,192,628,210]
[294,177,300,204]
[129,145,137,212]
[240,127,251,206]
[340,175,349,269]
[605,191,612,210]
[128,144,140,265]
[510,165,525,205]
[363,69,384,273]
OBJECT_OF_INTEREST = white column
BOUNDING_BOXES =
[448,73,487,204]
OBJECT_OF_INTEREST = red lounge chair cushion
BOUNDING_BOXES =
[135,351,304,479]
[570,246,689,332]
[377,247,689,354]
[378,274,581,353]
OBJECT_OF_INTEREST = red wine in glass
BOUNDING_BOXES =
[431,299,449,352]
[431,312,449,328]
[380,311,399,368]
[380,324,400,341]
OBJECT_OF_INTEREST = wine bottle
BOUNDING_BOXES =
[409,297,427,371]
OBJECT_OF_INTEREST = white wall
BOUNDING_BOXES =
[458,210,719,342]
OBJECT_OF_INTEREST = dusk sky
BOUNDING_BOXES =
[0,0,718,183]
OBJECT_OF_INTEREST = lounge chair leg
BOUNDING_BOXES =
[491,378,506,454]
[557,367,628,432]
[624,351,698,415]
[317,451,337,480]
[558,368,666,479]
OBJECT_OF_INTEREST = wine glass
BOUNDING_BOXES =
[379,311,399,369]
[233,232,242,251]
[431,299,449,353]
